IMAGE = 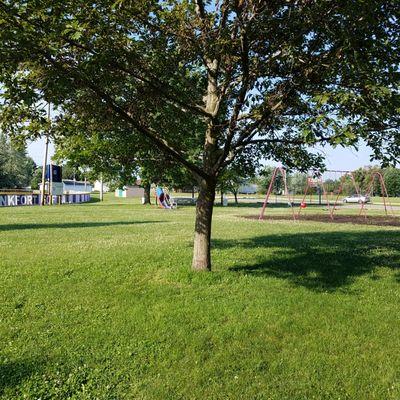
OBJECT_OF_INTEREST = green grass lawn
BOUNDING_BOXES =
[1,195,400,399]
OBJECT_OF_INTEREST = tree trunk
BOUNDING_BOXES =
[234,191,238,205]
[192,178,216,271]
[99,174,104,201]
[220,190,224,206]
[192,56,220,271]
[143,183,151,204]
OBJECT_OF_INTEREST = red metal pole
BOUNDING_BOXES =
[375,171,395,216]
[359,177,374,218]
[259,167,279,220]
[376,172,389,215]
[297,178,311,219]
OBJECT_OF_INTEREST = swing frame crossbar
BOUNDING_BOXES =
[259,168,396,221]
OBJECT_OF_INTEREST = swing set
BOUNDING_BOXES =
[259,167,296,220]
[259,167,396,221]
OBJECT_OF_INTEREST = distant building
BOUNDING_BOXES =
[40,180,93,195]
[238,184,258,194]
[93,180,110,192]
[63,180,93,194]
[115,185,144,198]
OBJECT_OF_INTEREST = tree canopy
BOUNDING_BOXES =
[0,0,399,270]
[0,133,36,189]
[52,115,198,195]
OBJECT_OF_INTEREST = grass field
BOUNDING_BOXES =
[1,195,400,399]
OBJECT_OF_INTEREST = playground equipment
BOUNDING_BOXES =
[359,171,395,217]
[329,171,363,217]
[328,170,395,218]
[259,168,396,221]
[259,167,296,220]
[297,174,332,219]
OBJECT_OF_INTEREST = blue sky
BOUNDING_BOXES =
[312,142,374,170]
[27,139,374,171]
[28,138,55,165]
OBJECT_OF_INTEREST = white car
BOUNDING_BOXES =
[342,194,370,204]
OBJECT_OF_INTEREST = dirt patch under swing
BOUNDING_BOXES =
[244,214,400,227]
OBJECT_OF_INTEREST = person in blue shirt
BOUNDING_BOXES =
[156,186,171,209]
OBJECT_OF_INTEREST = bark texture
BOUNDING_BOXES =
[143,183,151,204]
[191,54,220,271]
[192,179,216,271]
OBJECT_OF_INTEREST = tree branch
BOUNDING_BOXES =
[1,3,212,120]
[39,51,212,181]
[213,9,252,173]
[195,0,206,20]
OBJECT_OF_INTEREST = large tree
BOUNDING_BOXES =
[0,1,399,270]
[52,112,200,201]
[384,168,400,197]
[0,133,36,189]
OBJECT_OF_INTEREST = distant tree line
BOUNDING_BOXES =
[254,166,400,197]
[0,134,93,190]
[0,133,36,190]
[323,167,400,197]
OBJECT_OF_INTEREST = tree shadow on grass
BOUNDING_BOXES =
[0,220,165,232]
[214,230,400,292]
[0,359,44,395]
[87,196,101,203]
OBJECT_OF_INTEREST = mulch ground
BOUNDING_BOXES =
[244,214,400,227]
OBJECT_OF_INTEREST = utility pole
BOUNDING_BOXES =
[40,143,49,204]
[41,103,51,205]
[49,160,53,205]
[40,136,48,205]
